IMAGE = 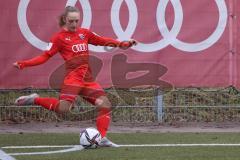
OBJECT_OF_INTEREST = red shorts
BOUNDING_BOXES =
[59,77,106,105]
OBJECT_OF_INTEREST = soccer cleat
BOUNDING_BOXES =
[99,137,119,147]
[15,93,39,106]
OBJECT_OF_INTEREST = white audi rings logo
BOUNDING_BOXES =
[17,0,227,53]
[72,44,88,53]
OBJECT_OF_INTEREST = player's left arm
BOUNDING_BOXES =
[88,31,137,49]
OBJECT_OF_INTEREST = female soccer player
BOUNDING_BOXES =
[13,6,137,147]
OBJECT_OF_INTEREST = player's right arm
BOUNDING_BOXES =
[13,35,61,69]
[13,53,51,69]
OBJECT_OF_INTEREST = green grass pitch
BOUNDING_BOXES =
[1,133,240,160]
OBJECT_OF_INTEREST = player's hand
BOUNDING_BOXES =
[128,39,138,46]
[13,62,24,69]
[120,39,138,50]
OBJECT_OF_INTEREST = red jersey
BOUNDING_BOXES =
[44,28,121,82]
[45,27,120,60]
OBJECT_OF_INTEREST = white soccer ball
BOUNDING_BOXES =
[79,127,102,148]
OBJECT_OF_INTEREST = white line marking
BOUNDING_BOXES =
[118,144,240,147]
[3,143,240,149]
[0,149,16,160]
[7,145,84,156]
[2,145,76,149]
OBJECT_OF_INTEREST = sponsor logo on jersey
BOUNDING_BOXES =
[79,34,85,40]
[72,43,88,52]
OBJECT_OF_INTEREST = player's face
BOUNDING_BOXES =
[65,12,80,32]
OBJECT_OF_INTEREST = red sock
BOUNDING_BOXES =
[96,108,111,138]
[34,97,59,112]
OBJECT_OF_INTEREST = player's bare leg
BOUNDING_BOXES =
[95,96,119,147]
[57,100,74,113]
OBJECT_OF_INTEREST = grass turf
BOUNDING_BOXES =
[1,133,240,160]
